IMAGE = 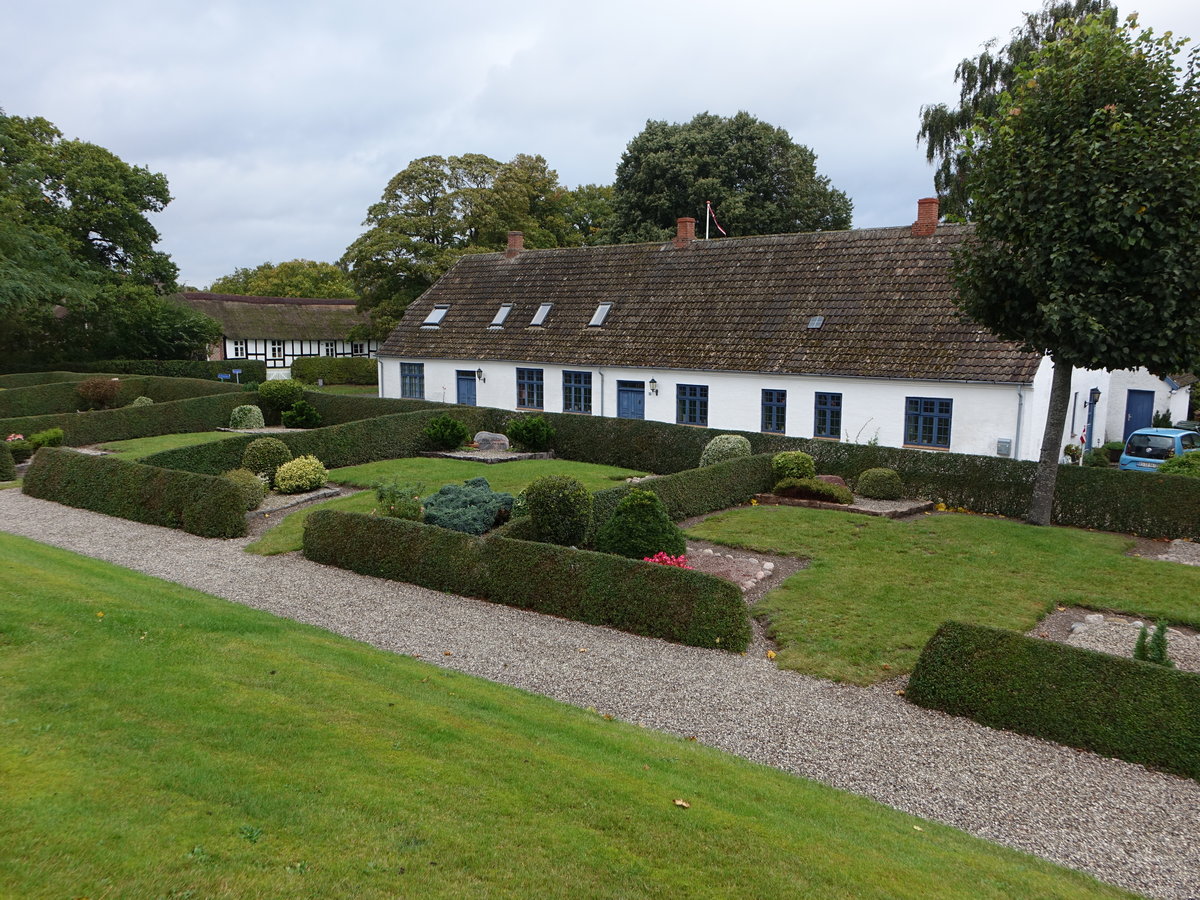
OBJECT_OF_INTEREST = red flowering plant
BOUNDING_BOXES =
[643,552,693,569]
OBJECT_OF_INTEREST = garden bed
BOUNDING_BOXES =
[420,449,555,464]
[753,492,934,518]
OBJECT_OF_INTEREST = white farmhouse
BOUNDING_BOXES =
[376,201,1190,460]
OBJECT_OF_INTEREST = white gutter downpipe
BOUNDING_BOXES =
[1014,387,1025,461]
[597,369,605,417]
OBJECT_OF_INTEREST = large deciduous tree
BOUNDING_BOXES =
[209,259,357,299]
[610,111,852,243]
[917,0,1116,221]
[955,14,1200,525]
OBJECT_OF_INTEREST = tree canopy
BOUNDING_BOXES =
[954,13,1200,523]
[609,111,852,243]
[917,0,1117,221]
[208,259,357,299]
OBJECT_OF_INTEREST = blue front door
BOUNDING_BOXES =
[1124,389,1154,439]
[456,371,477,406]
[617,381,645,419]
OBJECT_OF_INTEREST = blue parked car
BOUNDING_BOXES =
[1118,428,1200,471]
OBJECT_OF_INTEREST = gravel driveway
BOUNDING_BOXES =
[1,488,1197,900]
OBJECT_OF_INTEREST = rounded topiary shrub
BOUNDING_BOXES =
[222,467,268,510]
[699,434,751,467]
[257,379,306,422]
[229,404,266,429]
[525,475,593,546]
[595,488,686,560]
[506,415,555,452]
[281,400,322,429]
[856,467,903,500]
[241,437,293,485]
[5,438,33,464]
[274,455,328,494]
[129,395,154,407]
[772,450,815,482]
[774,477,853,504]
[423,414,470,450]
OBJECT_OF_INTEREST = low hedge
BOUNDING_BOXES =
[0,360,268,382]
[0,371,95,389]
[0,392,255,447]
[22,447,246,538]
[0,375,242,419]
[0,443,14,481]
[291,357,378,385]
[906,621,1200,781]
[301,391,447,426]
[303,510,750,651]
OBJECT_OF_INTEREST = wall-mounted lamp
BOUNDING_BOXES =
[1089,386,1101,406]
[476,368,485,383]
[648,378,658,396]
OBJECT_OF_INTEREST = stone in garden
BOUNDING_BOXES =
[702,548,713,556]
[755,571,766,580]
[474,431,510,451]
[816,474,849,489]
[1085,613,1105,624]
[763,562,774,571]
[1070,623,1087,633]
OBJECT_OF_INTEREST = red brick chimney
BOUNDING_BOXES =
[505,231,524,258]
[912,197,939,236]
[673,217,696,249]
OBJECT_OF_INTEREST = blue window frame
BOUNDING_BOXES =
[814,392,841,439]
[516,368,544,409]
[400,362,424,399]
[676,384,708,426]
[905,397,952,448]
[563,371,592,414]
[762,389,787,434]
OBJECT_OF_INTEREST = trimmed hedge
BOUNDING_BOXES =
[0,371,96,389]
[303,510,750,651]
[291,357,378,385]
[0,375,242,419]
[0,392,255,447]
[0,443,13,481]
[0,360,268,382]
[907,621,1200,781]
[301,391,447,426]
[22,447,246,538]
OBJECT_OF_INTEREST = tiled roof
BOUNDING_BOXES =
[379,224,1043,385]
[174,292,369,341]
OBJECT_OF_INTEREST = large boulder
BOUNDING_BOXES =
[474,431,510,452]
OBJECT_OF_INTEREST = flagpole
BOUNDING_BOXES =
[705,201,710,240]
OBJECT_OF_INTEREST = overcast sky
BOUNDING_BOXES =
[5,0,1198,289]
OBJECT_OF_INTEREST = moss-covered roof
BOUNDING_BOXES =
[174,293,369,341]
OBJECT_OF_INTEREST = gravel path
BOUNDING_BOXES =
[2,489,1198,899]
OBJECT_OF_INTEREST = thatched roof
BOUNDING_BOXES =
[174,293,369,340]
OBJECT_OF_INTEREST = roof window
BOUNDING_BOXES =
[422,304,449,327]
[489,303,512,328]
[588,302,613,327]
[807,315,825,330]
[530,302,553,327]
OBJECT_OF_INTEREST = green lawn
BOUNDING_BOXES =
[0,533,1132,899]
[687,505,1200,685]
[98,430,236,460]
[245,458,644,556]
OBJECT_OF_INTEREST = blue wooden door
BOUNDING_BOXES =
[1124,389,1154,439]
[456,371,477,406]
[617,381,644,419]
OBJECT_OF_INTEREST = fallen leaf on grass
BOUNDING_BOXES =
[674,799,691,809]
[766,650,776,660]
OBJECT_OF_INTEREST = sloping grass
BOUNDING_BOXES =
[0,533,1132,899]
[687,505,1200,685]
[246,458,643,556]
[98,430,236,460]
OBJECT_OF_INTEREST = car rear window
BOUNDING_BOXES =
[1126,434,1174,459]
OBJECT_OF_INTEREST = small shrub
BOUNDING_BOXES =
[525,475,593,546]
[771,450,815,481]
[29,427,64,449]
[423,414,470,450]
[699,434,752,467]
[1152,410,1174,428]
[1082,449,1110,467]
[222,468,268,510]
[374,480,425,521]
[5,437,33,463]
[1134,621,1175,668]
[281,400,322,429]
[856,467,903,500]
[229,404,266,429]
[129,396,154,407]
[1158,452,1200,478]
[76,377,121,410]
[596,489,687,559]
[422,477,513,535]
[1063,443,1082,464]
[257,379,305,421]
[241,437,293,485]
[274,455,328,494]
[773,476,854,504]
[506,415,555,452]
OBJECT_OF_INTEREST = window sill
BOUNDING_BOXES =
[516,406,544,412]
[811,435,841,442]
[902,443,950,452]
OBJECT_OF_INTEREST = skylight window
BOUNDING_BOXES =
[530,302,553,327]
[588,302,613,327]
[489,303,513,328]
[422,304,449,327]
[807,315,825,330]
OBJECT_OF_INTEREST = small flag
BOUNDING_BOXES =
[706,200,727,236]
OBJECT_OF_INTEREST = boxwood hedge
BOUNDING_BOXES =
[0,375,242,419]
[907,621,1200,781]
[22,447,246,538]
[303,509,750,651]
[291,357,378,385]
[0,360,268,382]
[0,443,13,481]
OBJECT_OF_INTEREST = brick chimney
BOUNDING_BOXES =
[673,217,696,249]
[912,197,939,236]
[505,231,524,258]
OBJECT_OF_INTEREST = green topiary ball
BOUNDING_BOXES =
[856,467,903,500]
[129,395,154,407]
[772,450,815,481]
[257,379,306,422]
[222,467,268,510]
[773,477,853,504]
[525,475,593,546]
[229,404,266,429]
[241,437,293,485]
[273,455,328,494]
[595,488,686,559]
[699,434,752,467]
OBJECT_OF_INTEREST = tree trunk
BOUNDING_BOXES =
[1028,357,1073,526]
